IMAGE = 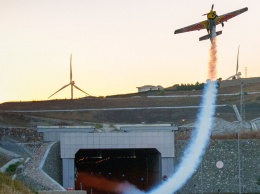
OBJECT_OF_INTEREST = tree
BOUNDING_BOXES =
[160,89,165,95]
[173,81,205,91]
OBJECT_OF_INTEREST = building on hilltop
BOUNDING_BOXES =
[137,85,164,93]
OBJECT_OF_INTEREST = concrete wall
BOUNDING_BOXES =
[37,126,94,141]
[43,142,63,185]
[60,132,175,159]
[62,158,75,190]
[175,139,260,193]
[162,158,174,179]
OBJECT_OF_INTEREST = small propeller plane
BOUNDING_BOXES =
[174,4,248,42]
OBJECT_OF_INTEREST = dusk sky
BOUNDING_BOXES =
[1,0,258,103]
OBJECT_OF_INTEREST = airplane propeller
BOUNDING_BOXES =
[202,4,214,16]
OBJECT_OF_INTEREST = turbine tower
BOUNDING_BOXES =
[226,46,241,80]
[48,54,90,99]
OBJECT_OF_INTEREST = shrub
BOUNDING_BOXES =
[94,123,103,129]
[6,162,21,174]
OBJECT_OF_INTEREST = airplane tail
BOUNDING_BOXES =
[199,34,210,41]
[216,31,222,37]
[199,31,222,41]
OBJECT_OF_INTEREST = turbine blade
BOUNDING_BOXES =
[211,4,214,11]
[73,85,90,96]
[226,75,236,80]
[70,54,72,82]
[236,46,240,74]
[48,83,71,99]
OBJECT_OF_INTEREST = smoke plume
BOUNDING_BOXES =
[208,38,218,80]
[122,38,219,194]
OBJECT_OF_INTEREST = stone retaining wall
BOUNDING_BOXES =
[0,128,43,142]
[39,191,86,194]
[175,139,260,193]
[43,141,62,185]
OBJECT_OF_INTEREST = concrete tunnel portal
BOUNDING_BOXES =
[75,148,161,192]
[37,125,177,192]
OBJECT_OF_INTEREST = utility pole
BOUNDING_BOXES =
[237,132,242,194]
[240,82,245,123]
[200,162,203,194]
[238,81,245,194]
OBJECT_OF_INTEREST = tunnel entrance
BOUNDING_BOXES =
[75,148,161,194]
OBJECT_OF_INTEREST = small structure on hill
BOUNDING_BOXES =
[137,85,163,93]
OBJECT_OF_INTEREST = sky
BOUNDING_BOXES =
[0,0,259,103]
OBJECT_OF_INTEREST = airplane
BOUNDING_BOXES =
[174,4,248,42]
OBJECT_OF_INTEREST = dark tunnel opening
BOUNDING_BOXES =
[75,148,161,194]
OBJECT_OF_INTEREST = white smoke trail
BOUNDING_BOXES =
[124,81,218,194]
[147,81,217,194]
[123,39,218,194]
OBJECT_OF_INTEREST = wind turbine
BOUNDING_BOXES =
[48,54,90,99]
[226,46,242,80]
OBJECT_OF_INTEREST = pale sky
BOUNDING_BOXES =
[0,0,258,102]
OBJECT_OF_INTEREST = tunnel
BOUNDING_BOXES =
[75,148,161,194]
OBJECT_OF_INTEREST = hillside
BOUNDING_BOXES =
[0,79,259,193]
[0,79,259,127]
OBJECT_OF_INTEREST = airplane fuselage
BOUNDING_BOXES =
[208,18,217,42]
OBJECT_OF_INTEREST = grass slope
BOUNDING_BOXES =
[0,173,35,194]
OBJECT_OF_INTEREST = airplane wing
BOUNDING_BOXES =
[174,20,208,34]
[217,7,248,25]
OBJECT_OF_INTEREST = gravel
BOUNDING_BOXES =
[17,142,64,191]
